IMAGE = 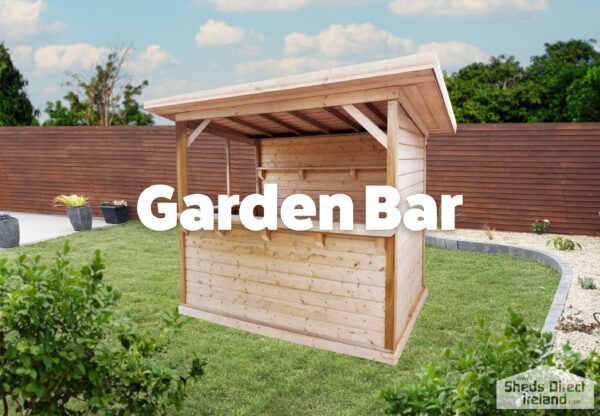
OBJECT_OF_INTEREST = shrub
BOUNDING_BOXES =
[530,219,550,234]
[0,242,204,415]
[53,194,89,208]
[578,276,597,290]
[381,309,599,415]
[547,236,582,251]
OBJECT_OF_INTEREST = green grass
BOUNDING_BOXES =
[0,222,560,415]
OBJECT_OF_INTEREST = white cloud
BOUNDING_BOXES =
[418,41,488,68]
[33,44,177,75]
[8,45,33,67]
[126,44,178,74]
[34,43,111,72]
[195,20,245,47]
[238,22,487,79]
[389,0,548,19]
[236,56,339,79]
[0,0,63,41]
[285,23,413,58]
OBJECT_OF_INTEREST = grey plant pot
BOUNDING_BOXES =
[0,214,20,248]
[67,207,92,231]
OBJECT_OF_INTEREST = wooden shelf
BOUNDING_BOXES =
[257,165,384,180]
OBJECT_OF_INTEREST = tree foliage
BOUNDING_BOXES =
[0,43,38,126]
[44,47,154,126]
[0,242,203,415]
[446,39,600,123]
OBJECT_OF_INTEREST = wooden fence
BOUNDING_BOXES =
[0,126,256,218]
[0,124,598,235]
[428,123,600,235]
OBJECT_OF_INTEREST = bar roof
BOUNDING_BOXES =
[144,52,456,138]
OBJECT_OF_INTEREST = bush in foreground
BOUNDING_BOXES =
[381,309,599,415]
[0,242,204,415]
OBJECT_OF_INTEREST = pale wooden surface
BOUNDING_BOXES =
[176,121,189,304]
[392,121,427,347]
[185,226,387,349]
[145,53,456,136]
[259,133,386,224]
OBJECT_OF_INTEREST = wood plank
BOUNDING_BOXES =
[186,238,387,271]
[384,236,396,350]
[187,119,211,147]
[397,91,428,136]
[260,113,305,135]
[186,257,384,300]
[186,274,385,317]
[289,111,331,134]
[176,121,189,304]
[176,87,404,121]
[229,116,275,137]
[324,107,363,132]
[384,99,400,350]
[365,102,387,124]
[185,285,383,331]
[342,104,387,148]
[186,290,384,346]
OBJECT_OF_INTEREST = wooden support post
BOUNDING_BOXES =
[176,121,189,305]
[255,140,261,194]
[384,99,399,350]
[225,138,231,196]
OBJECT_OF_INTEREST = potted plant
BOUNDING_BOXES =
[99,200,129,224]
[54,194,92,231]
[0,214,19,248]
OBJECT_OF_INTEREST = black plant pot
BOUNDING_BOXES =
[100,205,128,224]
[67,207,92,231]
[0,214,19,248]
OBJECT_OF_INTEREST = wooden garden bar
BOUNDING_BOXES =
[145,52,456,363]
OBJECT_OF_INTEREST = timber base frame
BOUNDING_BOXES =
[180,287,426,364]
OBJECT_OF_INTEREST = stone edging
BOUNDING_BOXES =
[425,236,573,340]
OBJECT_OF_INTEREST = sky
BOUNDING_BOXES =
[1,0,599,124]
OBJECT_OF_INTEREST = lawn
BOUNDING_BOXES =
[0,222,559,415]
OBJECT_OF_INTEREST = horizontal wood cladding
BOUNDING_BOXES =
[0,126,256,217]
[184,226,387,349]
[427,123,600,236]
[260,133,386,223]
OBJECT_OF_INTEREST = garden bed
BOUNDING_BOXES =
[0,222,559,415]
[430,228,600,356]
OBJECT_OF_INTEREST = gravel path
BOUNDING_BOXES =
[428,228,600,356]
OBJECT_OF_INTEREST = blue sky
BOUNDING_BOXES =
[1,0,599,124]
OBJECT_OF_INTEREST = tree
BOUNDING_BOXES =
[0,43,38,126]
[525,39,600,122]
[0,243,204,415]
[566,63,600,121]
[44,46,154,126]
[445,55,528,123]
